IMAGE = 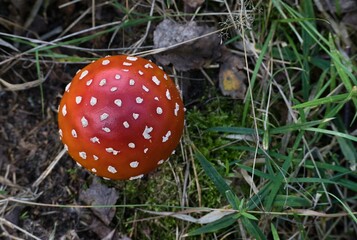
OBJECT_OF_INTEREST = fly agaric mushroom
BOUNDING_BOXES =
[58,55,184,180]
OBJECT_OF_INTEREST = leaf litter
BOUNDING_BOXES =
[153,19,247,98]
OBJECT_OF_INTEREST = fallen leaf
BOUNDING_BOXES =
[79,177,119,225]
[88,217,131,240]
[153,19,222,71]
[218,53,246,99]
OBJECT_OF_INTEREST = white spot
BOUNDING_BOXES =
[154,97,159,101]
[90,97,97,106]
[75,96,82,104]
[115,74,121,80]
[123,121,130,128]
[108,166,117,174]
[142,85,149,92]
[136,97,143,104]
[157,159,164,165]
[162,131,171,142]
[76,162,82,167]
[79,151,87,159]
[62,104,67,116]
[114,99,122,107]
[123,69,129,72]
[91,168,97,173]
[64,144,68,151]
[86,79,93,86]
[142,126,153,140]
[127,56,137,61]
[123,62,132,66]
[132,113,139,119]
[93,155,99,160]
[174,103,180,116]
[144,148,148,154]
[81,116,88,127]
[156,107,163,115]
[110,87,118,92]
[166,89,171,100]
[129,174,144,180]
[129,79,135,85]
[130,161,139,168]
[138,70,144,75]
[152,76,160,85]
[71,129,77,138]
[58,129,63,137]
[90,137,100,144]
[100,113,109,121]
[102,127,111,133]
[65,82,71,92]
[76,69,81,74]
[99,79,106,86]
[158,66,163,70]
[106,148,119,155]
[128,143,135,148]
[79,70,88,80]
[102,59,110,65]
[144,63,153,69]
[164,74,168,80]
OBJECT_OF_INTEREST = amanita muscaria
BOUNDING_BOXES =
[58,55,184,180]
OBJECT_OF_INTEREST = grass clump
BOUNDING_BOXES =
[183,0,357,239]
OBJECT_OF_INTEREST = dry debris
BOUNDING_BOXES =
[79,178,119,225]
[153,19,247,98]
[153,19,222,71]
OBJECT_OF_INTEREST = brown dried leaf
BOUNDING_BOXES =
[79,178,119,225]
[153,20,222,71]
[89,218,131,240]
[219,53,246,99]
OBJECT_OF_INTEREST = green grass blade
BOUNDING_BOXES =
[195,149,232,197]
[328,193,357,224]
[208,127,262,135]
[270,118,333,134]
[225,190,241,210]
[242,21,277,126]
[241,217,267,240]
[184,214,238,237]
[292,92,352,109]
[305,127,357,142]
[271,223,280,240]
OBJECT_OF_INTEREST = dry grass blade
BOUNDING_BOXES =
[0,217,41,240]
[0,77,45,91]
[140,209,234,224]
[0,176,22,190]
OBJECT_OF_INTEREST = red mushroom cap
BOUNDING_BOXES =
[58,55,184,180]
